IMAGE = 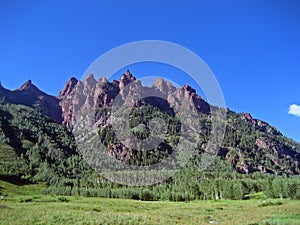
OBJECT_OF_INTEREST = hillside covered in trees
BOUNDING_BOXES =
[0,72,300,201]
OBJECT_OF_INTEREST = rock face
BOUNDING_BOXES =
[96,79,119,108]
[0,72,287,123]
[58,74,120,127]
[108,143,133,162]
[255,137,297,158]
[255,137,299,174]
[0,70,211,126]
[167,84,210,113]
[58,77,78,99]
[3,70,277,153]
[59,74,99,127]
[152,78,176,97]
[118,70,142,106]
[119,70,136,89]
[57,70,211,127]
[242,112,281,136]
[243,113,256,124]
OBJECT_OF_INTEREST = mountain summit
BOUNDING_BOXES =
[58,77,78,99]
[0,71,299,175]
[0,79,62,123]
[56,71,211,127]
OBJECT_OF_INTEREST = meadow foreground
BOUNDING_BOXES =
[0,180,299,225]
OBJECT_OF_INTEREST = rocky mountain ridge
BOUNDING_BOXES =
[0,70,280,134]
[1,70,299,175]
[53,69,211,127]
[0,80,62,123]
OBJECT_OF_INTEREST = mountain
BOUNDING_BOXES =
[0,70,300,177]
[58,70,210,127]
[0,80,62,123]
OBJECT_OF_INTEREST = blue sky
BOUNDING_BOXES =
[0,0,300,142]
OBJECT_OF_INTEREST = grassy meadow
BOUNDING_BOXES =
[0,179,300,225]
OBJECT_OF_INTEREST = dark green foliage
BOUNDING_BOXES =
[97,104,181,166]
[0,102,91,184]
[43,168,300,201]
[58,196,69,202]
[1,101,300,201]
[19,198,33,203]
[222,111,300,175]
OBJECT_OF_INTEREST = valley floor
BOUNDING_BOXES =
[0,180,299,225]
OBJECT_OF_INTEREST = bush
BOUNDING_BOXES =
[58,197,69,202]
[141,189,154,201]
[257,200,282,207]
[19,198,32,203]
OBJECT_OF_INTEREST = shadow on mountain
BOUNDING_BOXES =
[0,175,32,186]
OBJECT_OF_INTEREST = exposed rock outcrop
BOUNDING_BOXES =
[242,112,281,136]
[167,84,210,113]
[255,137,296,158]
[58,77,78,99]
[0,71,211,126]
[152,78,176,97]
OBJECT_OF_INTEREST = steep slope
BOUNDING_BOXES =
[0,102,84,183]
[221,110,300,174]
[0,80,62,123]
[0,71,300,176]
[58,70,210,127]
[57,71,300,175]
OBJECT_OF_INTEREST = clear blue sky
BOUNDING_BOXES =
[0,0,300,142]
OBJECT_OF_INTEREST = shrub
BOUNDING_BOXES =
[257,200,282,207]
[58,197,69,202]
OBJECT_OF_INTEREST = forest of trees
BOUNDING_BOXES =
[44,171,300,201]
[0,101,300,201]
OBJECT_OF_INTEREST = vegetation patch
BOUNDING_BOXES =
[263,214,300,225]
[258,200,283,207]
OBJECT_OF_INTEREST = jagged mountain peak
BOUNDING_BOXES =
[18,79,33,90]
[17,79,47,97]
[121,70,135,81]
[98,77,108,84]
[69,77,78,83]
[119,69,136,89]
[83,73,97,87]
[152,78,176,95]
[58,77,79,99]
[180,84,196,94]
[125,69,132,76]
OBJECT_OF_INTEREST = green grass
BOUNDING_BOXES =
[0,178,45,196]
[263,214,300,225]
[0,142,16,162]
[0,179,300,225]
